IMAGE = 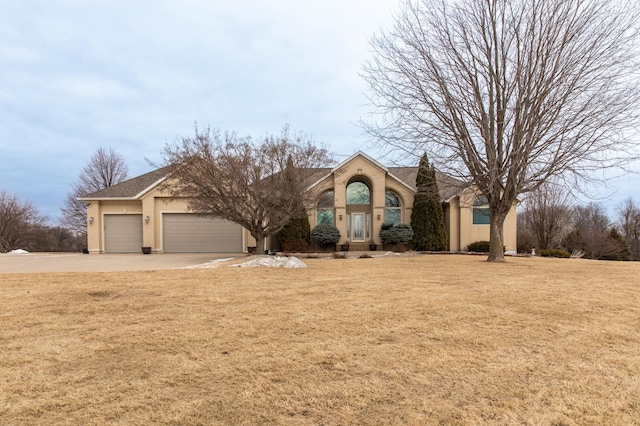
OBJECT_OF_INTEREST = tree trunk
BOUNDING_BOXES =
[254,236,266,255]
[487,212,506,262]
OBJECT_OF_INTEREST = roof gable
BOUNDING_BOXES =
[80,167,169,200]
[331,151,389,174]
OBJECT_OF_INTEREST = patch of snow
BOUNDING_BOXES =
[7,249,29,255]
[504,250,517,256]
[233,256,307,269]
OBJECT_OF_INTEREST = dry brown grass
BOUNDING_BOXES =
[2,255,640,425]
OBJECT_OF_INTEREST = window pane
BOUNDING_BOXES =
[473,196,489,206]
[366,213,371,240]
[317,209,334,224]
[473,208,490,224]
[385,191,401,207]
[347,182,370,205]
[317,190,334,209]
[384,209,401,225]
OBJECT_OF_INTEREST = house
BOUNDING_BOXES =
[81,152,517,254]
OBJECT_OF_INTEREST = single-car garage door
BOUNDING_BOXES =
[104,214,143,253]
[163,213,242,253]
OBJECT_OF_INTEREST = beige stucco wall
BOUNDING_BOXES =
[85,200,143,253]
[445,198,460,251]
[306,155,415,246]
[456,189,518,252]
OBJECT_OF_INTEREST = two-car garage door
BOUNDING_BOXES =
[104,213,242,253]
[162,213,242,253]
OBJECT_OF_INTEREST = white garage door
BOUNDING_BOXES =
[163,214,242,253]
[104,214,143,253]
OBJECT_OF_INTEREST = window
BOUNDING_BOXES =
[346,182,370,205]
[473,196,490,224]
[317,190,334,224]
[384,190,402,225]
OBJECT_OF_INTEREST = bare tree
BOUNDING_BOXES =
[363,0,640,261]
[616,198,640,260]
[0,190,48,252]
[564,202,628,260]
[161,125,333,253]
[518,181,573,251]
[61,147,130,235]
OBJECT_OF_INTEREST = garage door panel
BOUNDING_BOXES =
[105,215,143,253]
[163,214,242,253]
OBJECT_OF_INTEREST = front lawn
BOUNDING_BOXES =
[2,256,639,424]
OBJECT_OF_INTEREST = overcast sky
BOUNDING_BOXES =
[1,0,638,223]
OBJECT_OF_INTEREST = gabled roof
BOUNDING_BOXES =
[308,151,467,201]
[80,152,468,202]
[80,167,169,200]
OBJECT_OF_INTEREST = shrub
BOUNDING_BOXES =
[380,224,414,245]
[538,249,571,258]
[282,239,309,252]
[279,215,311,252]
[468,240,491,252]
[311,223,341,248]
[380,222,394,231]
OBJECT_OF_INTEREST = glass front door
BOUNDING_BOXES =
[351,213,365,242]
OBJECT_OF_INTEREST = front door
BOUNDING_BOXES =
[351,213,366,242]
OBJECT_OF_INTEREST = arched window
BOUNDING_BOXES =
[473,196,490,224]
[384,190,402,225]
[317,190,334,224]
[346,181,370,205]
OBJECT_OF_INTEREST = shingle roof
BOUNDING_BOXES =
[82,167,169,199]
[81,162,467,202]
[388,167,467,201]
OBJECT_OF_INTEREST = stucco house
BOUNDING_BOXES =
[81,151,517,254]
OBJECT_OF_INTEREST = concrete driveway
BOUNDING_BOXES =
[0,253,244,273]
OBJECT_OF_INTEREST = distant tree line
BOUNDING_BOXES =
[0,189,85,253]
[518,183,640,261]
[0,147,129,253]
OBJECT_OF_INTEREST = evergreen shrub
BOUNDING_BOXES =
[311,223,341,248]
[279,215,311,252]
[468,241,491,252]
[380,224,414,245]
[538,249,571,258]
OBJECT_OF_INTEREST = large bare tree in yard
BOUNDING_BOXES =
[363,0,640,261]
[161,125,333,254]
[61,147,129,235]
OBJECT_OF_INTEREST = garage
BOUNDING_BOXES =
[163,213,242,253]
[104,214,143,253]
